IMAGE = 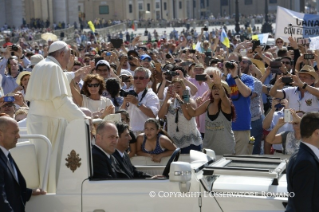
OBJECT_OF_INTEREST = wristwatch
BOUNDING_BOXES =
[232,76,239,80]
[302,83,308,89]
[137,102,142,107]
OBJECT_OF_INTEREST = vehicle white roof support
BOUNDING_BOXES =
[19,134,52,191]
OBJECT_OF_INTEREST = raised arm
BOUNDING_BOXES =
[70,79,83,107]
[265,117,285,144]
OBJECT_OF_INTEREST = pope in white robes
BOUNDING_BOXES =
[25,41,86,193]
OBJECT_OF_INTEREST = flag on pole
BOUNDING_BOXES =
[88,21,95,33]
[220,29,230,48]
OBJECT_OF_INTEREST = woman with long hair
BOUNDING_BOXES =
[105,78,123,112]
[71,74,115,118]
[136,118,176,163]
[158,78,202,154]
[187,69,236,155]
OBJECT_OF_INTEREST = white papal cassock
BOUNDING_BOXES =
[25,56,85,193]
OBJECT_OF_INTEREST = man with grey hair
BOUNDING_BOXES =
[25,41,91,193]
[120,67,159,135]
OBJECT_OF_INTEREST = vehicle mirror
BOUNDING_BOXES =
[169,162,192,192]
[202,149,216,161]
[169,162,192,182]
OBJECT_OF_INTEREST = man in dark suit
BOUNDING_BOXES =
[0,116,46,212]
[113,122,152,179]
[286,112,319,212]
[92,121,129,179]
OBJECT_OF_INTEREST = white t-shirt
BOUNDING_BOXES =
[82,95,113,112]
[126,89,160,132]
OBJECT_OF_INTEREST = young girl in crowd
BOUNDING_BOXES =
[187,69,236,155]
[136,118,176,162]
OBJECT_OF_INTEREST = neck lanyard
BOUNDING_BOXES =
[139,89,148,103]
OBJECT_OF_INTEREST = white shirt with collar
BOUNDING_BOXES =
[302,142,319,160]
[94,144,110,159]
[283,86,319,112]
[127,88,160,132]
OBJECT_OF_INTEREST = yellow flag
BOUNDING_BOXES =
[252,35,259,40]
[88,21,95,32]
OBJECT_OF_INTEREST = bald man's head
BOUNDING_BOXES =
[0,116,20,150]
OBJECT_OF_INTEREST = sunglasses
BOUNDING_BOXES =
[142,59,151,62]
[87,83,100,87]
[276,41,283,43]
[134,76,146,80]
[2,104,14,108]
[282,61,290,65]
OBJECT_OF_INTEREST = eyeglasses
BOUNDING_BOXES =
[142,59,151,62]
[87,83,100,87]
[2,104,14,108]
[282,61,290,65]
[134,76,146,80]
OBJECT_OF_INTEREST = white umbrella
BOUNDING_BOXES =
[41,32,58,41]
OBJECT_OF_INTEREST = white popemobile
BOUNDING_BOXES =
[12,120,290,212]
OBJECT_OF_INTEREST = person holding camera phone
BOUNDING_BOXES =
[265,109,302,155]
[186,69,236,155]
[0,45,31,95]
[263,98,292,154]
[120,67,160,136]
[269,65,319,113]
[158,78,202,154]
[225,53,255,155]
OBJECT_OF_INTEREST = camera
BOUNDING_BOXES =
[203,26,208,31]
[11,45,18,52]
[119,89,138,97]
[304,54,314,60]
[164,71,179,77]
[225,61,236,69]
[4,96,14,102]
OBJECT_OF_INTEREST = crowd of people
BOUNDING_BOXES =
[1,23,319,157]
[1,12,319,209]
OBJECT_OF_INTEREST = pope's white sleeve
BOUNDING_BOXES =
[52,95,86,122]
[64,72,75,84]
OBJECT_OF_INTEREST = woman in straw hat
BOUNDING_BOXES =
[186,68,236,155]
[14,71,31,97]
